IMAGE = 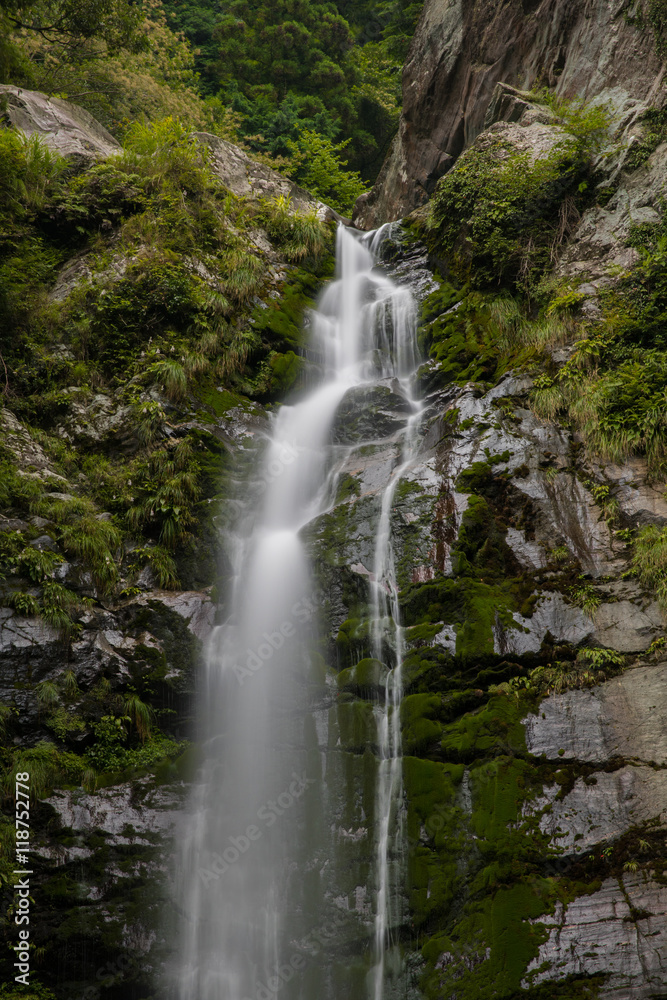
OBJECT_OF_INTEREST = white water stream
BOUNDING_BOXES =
[175,225,422,1000]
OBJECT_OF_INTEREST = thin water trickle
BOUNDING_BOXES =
[174,224,422,1000]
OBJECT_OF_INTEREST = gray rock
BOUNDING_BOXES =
[0,84,120,164]
[53,389,134,447]
[194,132,345,222]
[354,0,663,227]
[524,661,667,764]
[29,534,59,552]
[46,779,184,846]
[1,407,68,482]
[494,593,593,656]
[533,766,667,854]
[0,516,29,533]
[557,142,667,290]
[524,876,667,997]
[130,590,216,641]
[593,599,664,652]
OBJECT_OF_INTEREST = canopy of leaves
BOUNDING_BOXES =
[160,0,410,181]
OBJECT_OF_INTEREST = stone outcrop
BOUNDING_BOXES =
[354,0,666,228]
[0,84,341,221]
[0,84,120,163]
[195,132,347,222]
[557,139,667,302]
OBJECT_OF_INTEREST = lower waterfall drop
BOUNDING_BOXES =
[174,224,423,1000]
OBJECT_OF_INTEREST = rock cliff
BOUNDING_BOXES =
[354,0,666,228]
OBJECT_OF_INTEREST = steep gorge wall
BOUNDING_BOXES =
[354,0,665,228]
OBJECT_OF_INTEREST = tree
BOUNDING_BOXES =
[0,0,146,55]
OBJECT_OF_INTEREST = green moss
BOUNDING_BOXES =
[420,878,555,999]
[335,472,361,504]
[335,699,377,752]
[401,693,443,755]
[404,622,443,645]
[425,98,611,291]
[440,695,526,760]
[337,657,386,697]
[398,486,532,661]
[249,264,333,355]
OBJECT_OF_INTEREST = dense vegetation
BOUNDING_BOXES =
[0,116,334,943]
[0,0,424,202]
[415,86,667,614]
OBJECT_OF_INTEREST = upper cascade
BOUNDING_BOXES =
[173,224,422,1000]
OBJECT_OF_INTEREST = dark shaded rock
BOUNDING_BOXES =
[330,382,414,444]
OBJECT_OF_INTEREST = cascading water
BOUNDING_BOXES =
[173,224,423,1000]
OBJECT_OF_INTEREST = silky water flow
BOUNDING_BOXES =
[174,224,424,1000]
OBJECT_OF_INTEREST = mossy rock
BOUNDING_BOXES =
[337,657,387,697]
[401,693,443,755]
[335,698,377,752]
[440,694,527,761]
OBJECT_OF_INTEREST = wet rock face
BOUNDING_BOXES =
[330,382,415,444]
[354,0,664,227]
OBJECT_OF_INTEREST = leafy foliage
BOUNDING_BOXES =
[530,210,667,470]
[283,129,365,214]
[161,0,406,183]
[427,97,614,291]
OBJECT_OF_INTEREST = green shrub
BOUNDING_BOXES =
[0,130,66,225]
[126,438,200,549]
[427,97,613,290]
[283,128,366,215]
[259,195,330,263]
[5,741,85,799]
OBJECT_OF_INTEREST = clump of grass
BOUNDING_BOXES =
[4,742,85,800]
[127,438,200,549]
[633,524,667,609]
[29,494,123,594]
[149,358,188,401]
[124,693,154,742]
[36,679,59,710]
[568,582,602,619]
[260,195,329,263]
[147,545,180,589]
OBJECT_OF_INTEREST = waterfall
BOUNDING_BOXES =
[174,224,422,1000]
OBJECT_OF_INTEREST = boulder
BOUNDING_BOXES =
[0,84,120,164]
[194,132,348,223]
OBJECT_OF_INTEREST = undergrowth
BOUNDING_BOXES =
[425,96,614,292]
